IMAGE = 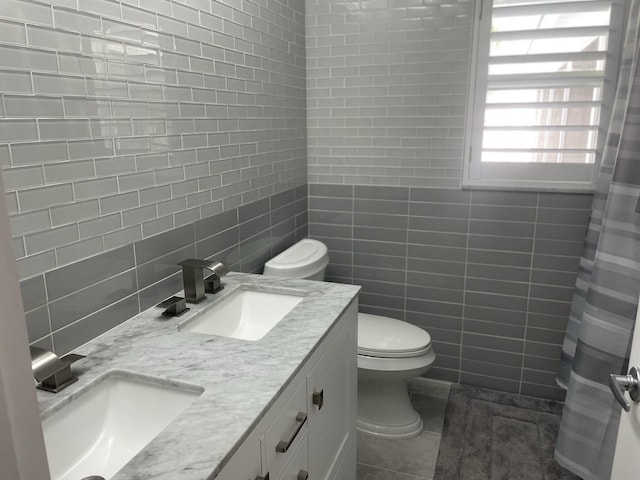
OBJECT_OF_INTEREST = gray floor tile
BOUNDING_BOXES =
[357,429,440,478]
[411,393,448,434]
[356,388,447,479]
[357,463,428,480]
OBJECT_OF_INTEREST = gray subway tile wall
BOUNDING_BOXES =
[20,185,307,355]
[4,0,592,406]
[0,0,306,280]
[304,0,595,401]
[309,185,591,401]
[306,0,473,187]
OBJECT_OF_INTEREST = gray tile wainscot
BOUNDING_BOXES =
[35,272,360,480]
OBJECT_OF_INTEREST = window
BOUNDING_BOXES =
[463,0,625,191]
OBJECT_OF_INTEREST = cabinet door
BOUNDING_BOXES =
[306,318,357,480]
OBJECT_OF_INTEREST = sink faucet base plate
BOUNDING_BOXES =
[186,295,207,304]
[162,307,190,317]
[205,283,224,294]
[37,375,78,393]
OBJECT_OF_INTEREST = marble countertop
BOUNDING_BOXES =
[36,272,360,480]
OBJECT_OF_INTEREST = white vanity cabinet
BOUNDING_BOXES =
[215,300,357,480]
[307,316,357,480]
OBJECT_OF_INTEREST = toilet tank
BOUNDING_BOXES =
[263,239,329,281]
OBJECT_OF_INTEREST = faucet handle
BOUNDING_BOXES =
[204,276,223,294]
[61,353,85,364]
[203,260,228,294]
[204,260,229,293]
[209,260,229,278]
[156,296,189,317]
[30,347,85,393]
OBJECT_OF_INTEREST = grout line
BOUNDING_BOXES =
[357,462,432,480]
[403,188,410,321]
[520,193,540,395]
[459,192,472,384]
[42,270,56,353]
[132,240,142,314]
[349,185,355,284]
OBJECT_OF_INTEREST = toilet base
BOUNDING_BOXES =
[357,413,423,439]
[357,377,424,439]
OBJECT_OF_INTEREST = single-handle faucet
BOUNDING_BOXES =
[30,346,85,393]
[178,259,229,303]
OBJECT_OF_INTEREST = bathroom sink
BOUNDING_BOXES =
[41,371,203,480]
[180,288,304,341]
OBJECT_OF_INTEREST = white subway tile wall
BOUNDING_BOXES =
[0,0,307,279]
[306,0,472,187]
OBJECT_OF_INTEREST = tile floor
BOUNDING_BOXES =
[356,380,450,480]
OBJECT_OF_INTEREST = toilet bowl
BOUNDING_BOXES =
[263,239,436,439]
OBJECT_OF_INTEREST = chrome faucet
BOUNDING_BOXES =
[30,346,85,393]
[178,259,229,303]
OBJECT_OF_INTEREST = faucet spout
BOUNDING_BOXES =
[178,259,229,303]
[30,346,85,393]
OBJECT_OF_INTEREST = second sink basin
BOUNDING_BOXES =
[180,288,304,341]
[42,371,203,480]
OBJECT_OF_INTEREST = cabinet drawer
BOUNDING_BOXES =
[274,432,308,480]
[264,379,308,479]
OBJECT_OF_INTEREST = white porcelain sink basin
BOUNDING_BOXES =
[42,371,203,480]
[181,288,304,341]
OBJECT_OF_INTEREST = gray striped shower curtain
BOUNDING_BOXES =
[555,2,640,478]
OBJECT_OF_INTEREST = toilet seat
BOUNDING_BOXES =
[357,313,432,359]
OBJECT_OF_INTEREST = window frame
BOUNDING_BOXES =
[462,0,626,192]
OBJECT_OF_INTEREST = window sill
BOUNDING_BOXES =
[461,179,595,194]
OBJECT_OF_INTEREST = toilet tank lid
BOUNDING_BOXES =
[263,238,329,278]
[358,313,432,356]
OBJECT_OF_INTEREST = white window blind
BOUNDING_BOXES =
[463,0,625,191]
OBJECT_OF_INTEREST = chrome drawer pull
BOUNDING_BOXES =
[297,470,309,480]
[276,412,307,453]
[312,389,323,410]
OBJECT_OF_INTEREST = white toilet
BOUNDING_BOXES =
[263,238,436,439]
